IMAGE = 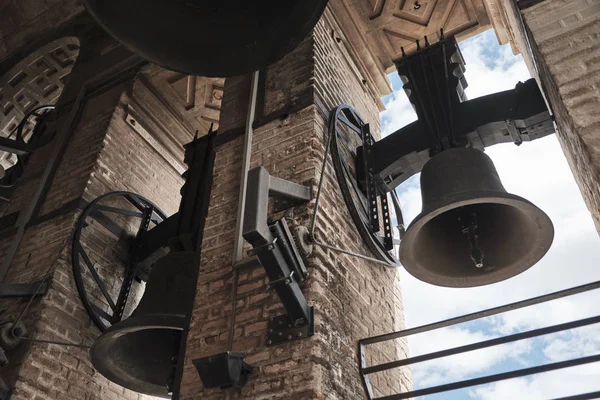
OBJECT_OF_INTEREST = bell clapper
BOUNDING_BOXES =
[459,210,485,269]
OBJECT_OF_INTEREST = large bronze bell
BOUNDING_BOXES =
[83,0,329,77]
[91,252,200,398]
[399,147,554,288]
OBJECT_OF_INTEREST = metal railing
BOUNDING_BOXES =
[358,280,600,400]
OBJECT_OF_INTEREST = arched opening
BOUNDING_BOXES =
[0,37,80,204]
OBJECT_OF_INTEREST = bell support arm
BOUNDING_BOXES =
[0,137,31,156]
[134,130,217,262]
[243,167,312,246]
[358,78,554,192]
[242,166,313,328]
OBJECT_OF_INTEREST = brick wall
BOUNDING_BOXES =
[0,69,187,399]
[179,11,410,400]
[516,0,600,231]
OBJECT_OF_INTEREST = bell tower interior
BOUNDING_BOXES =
[0,0,598,399]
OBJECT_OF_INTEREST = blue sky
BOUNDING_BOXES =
[380,29,600,399]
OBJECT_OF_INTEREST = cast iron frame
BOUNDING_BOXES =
[242,166,314,344]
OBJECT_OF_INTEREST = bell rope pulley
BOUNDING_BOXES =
[83,0,329,77]
[72,191,167,331]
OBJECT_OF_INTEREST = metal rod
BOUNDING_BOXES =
[360,279,600,345]
[95,205,143,217]
[363,314,600,374]
[185,76,197,110]
[310,106,336,237]
[309,106,395,268]
[227,268,240,351]
[17,336,91,349]
[312,238,394,267]
[375,354,600,400]
[78,244,116,310]
[233,70,260,264]
[553,391,600,400]
[229,70,260,351]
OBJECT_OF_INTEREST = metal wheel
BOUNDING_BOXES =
[72,191,167,332]
[329,105,399,267]
[0,105,56,189]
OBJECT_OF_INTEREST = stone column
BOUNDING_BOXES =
[178,10,411,400]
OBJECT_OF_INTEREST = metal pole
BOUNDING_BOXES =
[228,70,260,352]
[232,70,260,264]
[360,279,600,345]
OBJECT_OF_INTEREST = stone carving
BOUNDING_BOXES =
[328,0,492,96]
[0,37,80,169]
[144,67,224,134]
[363,0,491,68]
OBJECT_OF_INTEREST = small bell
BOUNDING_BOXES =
[400,147,554,288]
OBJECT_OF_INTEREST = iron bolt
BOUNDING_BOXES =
[278,332,283,336]
[297,332,303,338]
[287,335,292,340]
[267,340,272,345]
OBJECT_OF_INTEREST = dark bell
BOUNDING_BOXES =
[83,0,329,77]
[91,252,200,398]
[399,147,554,288]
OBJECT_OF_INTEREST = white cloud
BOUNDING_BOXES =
[410,326,533,388]
[380,90,417,136]
[471,362,600,400]
[383,30,600,398]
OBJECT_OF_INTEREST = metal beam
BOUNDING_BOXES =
[360,279,600,346]
[375,355,600,400]
[243,166,311,247]
[0,280,49,299]
[358,78,554,192]
[242,167,312,325]
[362,315,600,375]
[0,137,31,155]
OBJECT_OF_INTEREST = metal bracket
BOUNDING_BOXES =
[265,270,294,291]
[243,167,313,339]
[266,307,315,346]
[0,278,50,299]
[243,166,312,247]
[272,180,313,213]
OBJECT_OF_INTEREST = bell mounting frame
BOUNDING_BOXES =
[72,191,167,332]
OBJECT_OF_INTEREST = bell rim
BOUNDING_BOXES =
[399,190,554,288]
[91,314,186,398]
[82,0,329,77]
